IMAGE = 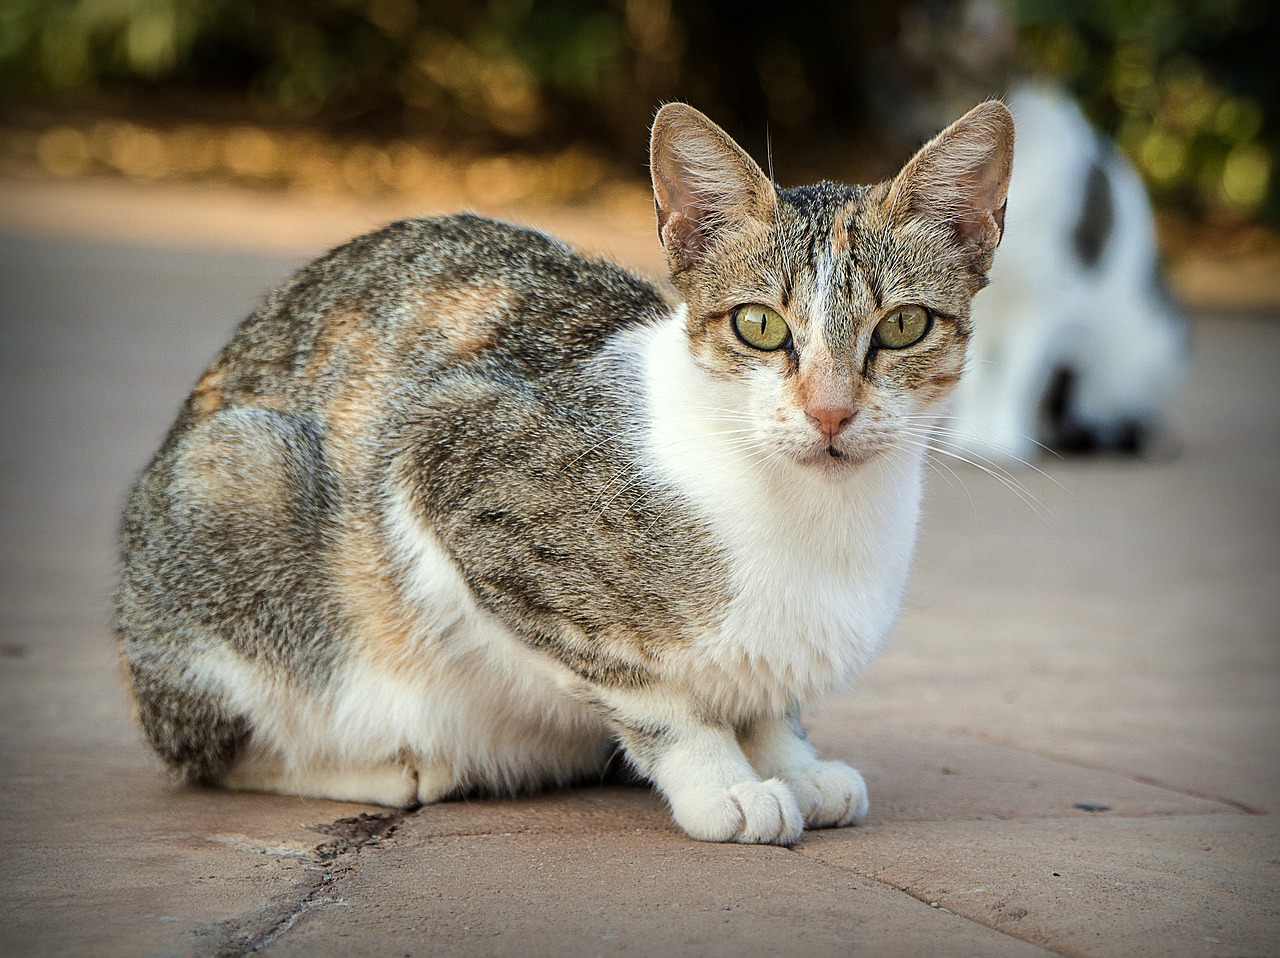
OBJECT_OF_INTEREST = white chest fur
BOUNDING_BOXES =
[633,312,924,717]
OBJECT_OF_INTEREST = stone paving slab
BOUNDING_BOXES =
[4,793,361,958]
[137,783,1054,958]
[7,682,1236,957]
[799,816,1280,958]
[255,819,1055,958]
[814,723,1236,823]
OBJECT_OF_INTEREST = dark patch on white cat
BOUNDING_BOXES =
[1039,367,1146,453]
[1073,152,1114,268]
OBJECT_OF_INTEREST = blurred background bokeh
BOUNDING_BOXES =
[1,0,1277,252]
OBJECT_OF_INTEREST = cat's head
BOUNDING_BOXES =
[650,101,1014,472]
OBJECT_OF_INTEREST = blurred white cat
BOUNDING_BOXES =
[949,84,1188,462]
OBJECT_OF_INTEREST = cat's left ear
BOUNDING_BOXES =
[650,103,777,272]
[887,100,1015,270]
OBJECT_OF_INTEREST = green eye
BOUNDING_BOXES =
[732,304,791,351]
[873,305,931,349]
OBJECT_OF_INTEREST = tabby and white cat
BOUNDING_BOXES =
[117,101,1014,845]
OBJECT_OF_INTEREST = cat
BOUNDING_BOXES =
[948,84,1187,462]
[116,100,1014,845]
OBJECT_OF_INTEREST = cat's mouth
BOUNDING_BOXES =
[795,441,871,470]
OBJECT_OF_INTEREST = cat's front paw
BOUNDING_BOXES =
[783,760,869,828]
[669,778,804,845]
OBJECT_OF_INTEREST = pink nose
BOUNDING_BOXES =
[806,406,855,442]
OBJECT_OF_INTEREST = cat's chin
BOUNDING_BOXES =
[794,443,875,473]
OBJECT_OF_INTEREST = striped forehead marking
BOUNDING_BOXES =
[778,183,875,360]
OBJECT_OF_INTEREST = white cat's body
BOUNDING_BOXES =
[950,85,1186,462]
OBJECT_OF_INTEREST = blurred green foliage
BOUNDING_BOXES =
[1012,0,1279,223]
[0,0,897,153]
[1,0,1276,223]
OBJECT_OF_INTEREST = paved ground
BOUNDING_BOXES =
[1,180,1277,957]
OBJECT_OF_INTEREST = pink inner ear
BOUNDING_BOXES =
[650,105,778,270]
[654,167,691,228]
[660,210,707,263]
[888,101,1014,260]
[653,158,715,264]
[949,189,1006,252]
[939,147,1011,247]
[951,213,995,253]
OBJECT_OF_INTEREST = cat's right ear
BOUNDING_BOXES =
[650,103,777,271]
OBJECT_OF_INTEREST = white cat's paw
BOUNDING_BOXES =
[669,778,804,845]
[784,760,869,828]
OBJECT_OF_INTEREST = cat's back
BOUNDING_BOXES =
[177,214,669,431]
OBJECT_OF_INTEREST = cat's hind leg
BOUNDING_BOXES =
[218,746,451,808]
[740,711,868,829]
[122,645,249,786]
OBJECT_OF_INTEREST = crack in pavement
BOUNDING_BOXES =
[193,809,415,957]
[781,841,1070,957]
[902,719,1266,816]
[186,754,1216,958]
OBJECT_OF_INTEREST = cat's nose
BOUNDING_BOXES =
[806,406,855,442]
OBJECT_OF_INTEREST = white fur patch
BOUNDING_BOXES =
[633,309,923,717]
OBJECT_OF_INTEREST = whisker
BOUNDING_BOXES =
[901,413,1072,477]
[918,424,1077,503]
[893,436,979,517]
[894,427,1051,520]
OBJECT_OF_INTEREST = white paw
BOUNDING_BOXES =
[669,778,804,845]
[783,760,869,828]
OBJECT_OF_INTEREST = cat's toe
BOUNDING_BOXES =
[671,779,803,845]
[728,779,804,844]
[786,760,868,828]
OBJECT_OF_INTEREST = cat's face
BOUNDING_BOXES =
[676,182,979,469]
[651,103,1014,473]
